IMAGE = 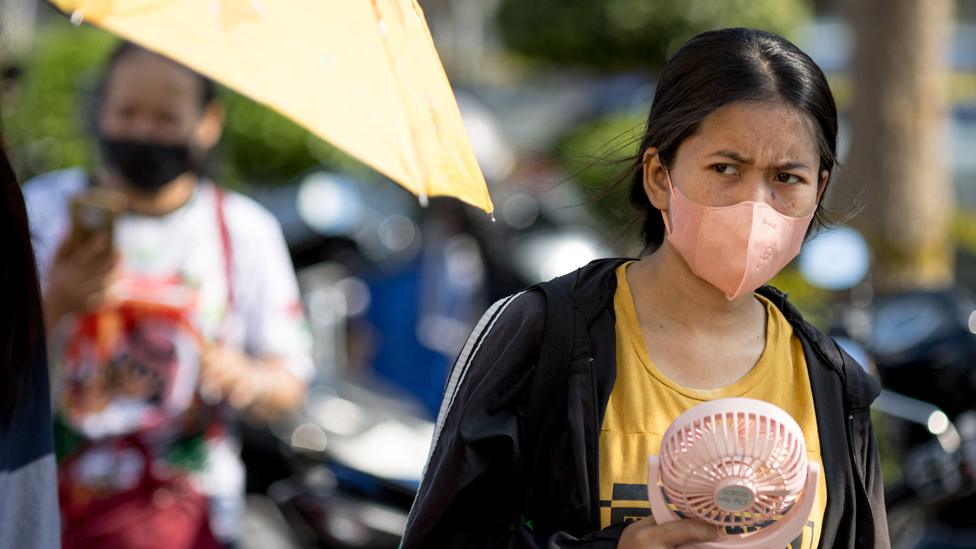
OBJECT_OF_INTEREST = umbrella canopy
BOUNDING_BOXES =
[51,0,493,213]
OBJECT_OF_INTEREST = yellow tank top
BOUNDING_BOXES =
[599,263,827,549]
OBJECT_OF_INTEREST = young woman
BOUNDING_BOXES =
[403,28,889,548]
[0,140,59,547]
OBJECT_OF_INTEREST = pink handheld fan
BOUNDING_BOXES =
[646,398,819,549]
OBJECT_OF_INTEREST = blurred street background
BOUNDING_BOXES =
[3,0,976,547]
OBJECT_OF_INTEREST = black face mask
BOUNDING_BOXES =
[98,136,194,192]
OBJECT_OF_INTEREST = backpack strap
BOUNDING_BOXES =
[522,278,575,517]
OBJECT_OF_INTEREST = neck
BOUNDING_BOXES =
[628,241,761,335]
[98,168,198,216]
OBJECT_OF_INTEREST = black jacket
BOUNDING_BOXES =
[403,258,890,548]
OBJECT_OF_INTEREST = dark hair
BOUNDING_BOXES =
[628,28,838,252]
[90,41,218,131]
[0,145,44,427]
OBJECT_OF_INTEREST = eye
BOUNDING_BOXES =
[711,163,738,176]
[115,105,138,120]
[775,172,803,185]
[156,111,181,125]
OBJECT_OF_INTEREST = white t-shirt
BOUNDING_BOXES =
[23,167,314,541]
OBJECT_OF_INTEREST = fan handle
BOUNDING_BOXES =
[646,456,821,549]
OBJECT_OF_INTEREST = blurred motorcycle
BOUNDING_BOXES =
[870,288,976,548]
[799,228,976,548]
[244,377,432,549]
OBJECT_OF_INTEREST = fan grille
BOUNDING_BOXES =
[659,404,808,528]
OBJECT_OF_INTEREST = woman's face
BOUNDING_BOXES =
[98,50,221,149]
[649,101,828,218]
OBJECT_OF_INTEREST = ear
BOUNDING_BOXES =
[642,147,670,211]
[816,169,829,203]
[193,102,225,150]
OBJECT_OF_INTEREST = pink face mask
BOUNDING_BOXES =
[661,168,815,301]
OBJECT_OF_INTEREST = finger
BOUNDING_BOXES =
[211,347,248,378]
[201,354,241,392]
[652,520,725,546]
[199,380,223,405]
[88,251,122,279]
[246,372,287,421]
[74,278,105,301]
[75,233,114,267]
[81,278,120,309]
[228,376,258,410]
[84,288,114,310]
[54,235,76,261]
[200,355,234,386]
[100,289,122,310]
[199,345,223,368]
[253,399,281,422]
[92,270,121,292]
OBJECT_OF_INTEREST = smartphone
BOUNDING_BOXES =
[69,188,127,249]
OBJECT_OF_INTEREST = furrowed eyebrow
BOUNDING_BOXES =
[771,161,811,172]
[708,150,753,164]
[708,150,811,172]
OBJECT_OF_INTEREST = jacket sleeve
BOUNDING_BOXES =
[858,416,891,549]
[401,291,626,548]
[842,354,891,549]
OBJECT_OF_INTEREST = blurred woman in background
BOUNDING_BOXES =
[22,41,313,547]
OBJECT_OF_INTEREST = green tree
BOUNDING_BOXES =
[555,112,642,233]
[497,0,809,70]
[2,22,115,179]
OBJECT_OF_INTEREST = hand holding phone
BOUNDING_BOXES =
[44,189,127,331]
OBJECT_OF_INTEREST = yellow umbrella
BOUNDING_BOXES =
[51,0,493,214]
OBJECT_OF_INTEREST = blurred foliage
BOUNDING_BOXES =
[769,266,829,328]
[873,410,904,488]
[497,0,810,71]
[951,210,976,254]
[555,112,643,234]
[1,21,114,179]
[2,18,367,186]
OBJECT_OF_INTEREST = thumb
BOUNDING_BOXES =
[54,234,76,261]
[654,519,726,546]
